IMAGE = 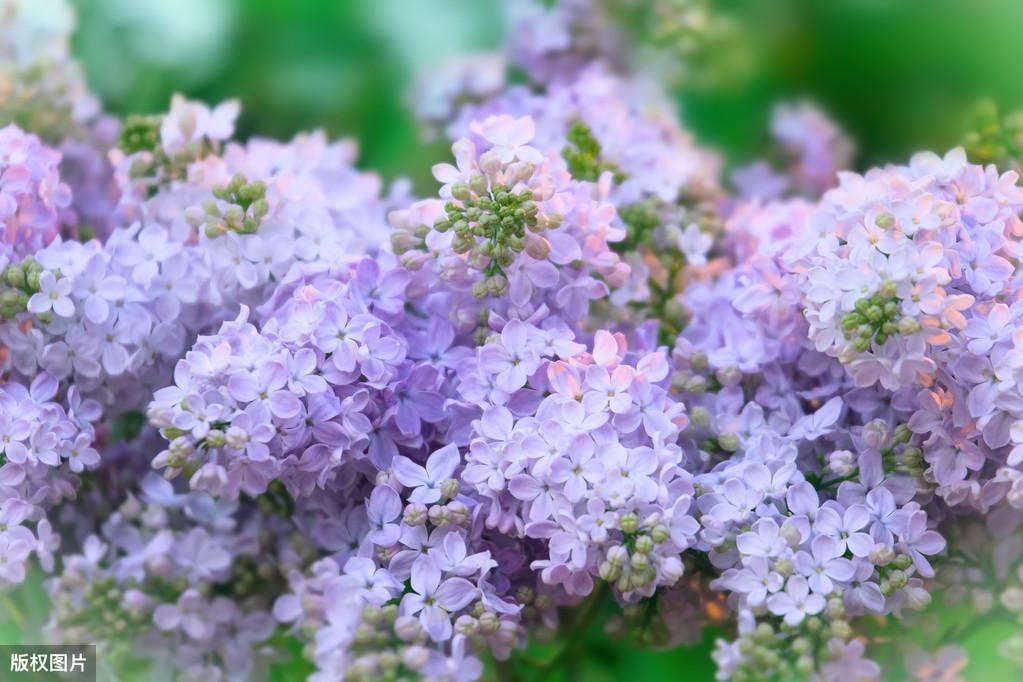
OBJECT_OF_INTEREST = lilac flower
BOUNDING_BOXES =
[399,556,478,641]
[736,518,784,558]
[479,320,541,393]
[334,556,402,605]
[27,270,74,317]
[0,535,32,583]
[228,362,302,419]
[894,509,946,578]
[365,485,402,546]
[731,556,784,607]
[549,435,603,502]
[814,503,874,557]
[767,575,826,626]
[793,534,855,594]
[154,589,210,640]
[393,445,460,504]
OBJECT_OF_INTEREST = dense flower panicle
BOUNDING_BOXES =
[0,0,120,244]
[787,148,1023,512]
[45,476,283,681]
[731,102,853,203]
[0,374,99,586]
[7,2,1023,679]
[0,124,70,267]
[1,96,394,415]
[501,0,626,85]
[769,102,855,198]
[392,112,629,338]
[439,63,724,342]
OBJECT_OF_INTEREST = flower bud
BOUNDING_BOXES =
[1002,587,1023,612]
[651,525,670,544]
[898,316,921,335]
[428,505,451,527]
[716,366,742,387]
[205,429,226,449]
[634,535,654,554]
[524,236,551,260]
[478,611,500,635]
[439,478,461,501]
[861,419,888,449]
[892,554,913,571]
[689,406,710,428]
[690,351,708,371]
[830,619,852,640]
[660,556,684,584]
[718,434,740,452]
[684,375,707,394]
[446,500,469,526]
[599,561,620,582]
[607,545,628,567]
[394,615,424,642]
[869,543,895,566]
[401,645,429,671]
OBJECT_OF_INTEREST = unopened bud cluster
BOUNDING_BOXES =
[186,173,269,238]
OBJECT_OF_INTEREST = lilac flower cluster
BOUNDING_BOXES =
[732,102,853,203]
[46,475,282,681]
[790,149,1023,511]
[0,373,97,586]
[0,125,69,268]
[6,0,1023,679]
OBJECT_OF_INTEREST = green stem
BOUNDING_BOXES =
[534,583,607,680]
[2,594,25,629]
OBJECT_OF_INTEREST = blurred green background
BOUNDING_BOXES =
[50,0,1023,679]
[70,0,1023,190]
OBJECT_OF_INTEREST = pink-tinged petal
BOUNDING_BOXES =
[547,362,581,398]
[592,331,617,366]
[636,351,668,382]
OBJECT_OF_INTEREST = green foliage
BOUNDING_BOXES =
[561,121,622,183]
[962,99,1023,172]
